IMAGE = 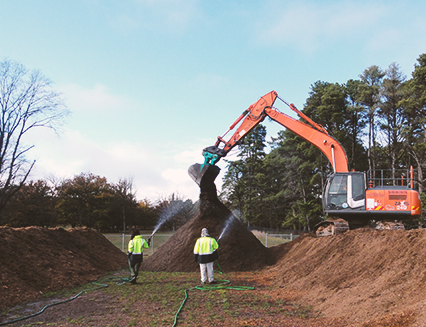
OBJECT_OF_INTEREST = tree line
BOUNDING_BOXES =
[220,54,426,231]
[1,56,426,232]
[0,59,195,231]
[0,173,196,232]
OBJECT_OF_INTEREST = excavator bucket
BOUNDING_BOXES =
[188,163,221,192]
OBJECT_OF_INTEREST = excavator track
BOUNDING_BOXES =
[372,221,405,231]
[315,218,350,237]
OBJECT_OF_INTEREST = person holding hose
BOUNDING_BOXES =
[128,229,150,284]
[193,228,219,284]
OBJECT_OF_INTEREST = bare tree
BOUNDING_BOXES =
[0,59,68,214]
[114,177,137,232]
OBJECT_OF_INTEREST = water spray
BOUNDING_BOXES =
[218,214,237,241]
[150,201,186,238]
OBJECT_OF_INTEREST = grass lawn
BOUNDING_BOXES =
[1,269,344,327]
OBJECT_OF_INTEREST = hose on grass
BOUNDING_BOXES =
[0,276,130,326]
[172,260,255,327]
[2,263,254,327]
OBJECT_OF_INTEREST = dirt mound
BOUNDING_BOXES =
[4,184,426,326]
[269,227,426,326]
[0,227,127,309]
[141,192,275,272]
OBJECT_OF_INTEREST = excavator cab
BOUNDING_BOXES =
[316,172,365,236]
[319,169,422,235]
[323,172,366,212]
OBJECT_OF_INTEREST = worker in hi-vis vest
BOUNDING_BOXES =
[127,229,150,284]
[193,228,219,284]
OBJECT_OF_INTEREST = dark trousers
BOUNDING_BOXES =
[128,258,142,279]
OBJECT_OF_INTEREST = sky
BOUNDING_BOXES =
[0,0,425,203]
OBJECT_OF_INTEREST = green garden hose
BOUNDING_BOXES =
[172,261,255,327]
[0,276,130,326]
[1,263,254,327]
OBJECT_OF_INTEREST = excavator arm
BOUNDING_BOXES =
[188,91,349,190]
[264,106,349,173]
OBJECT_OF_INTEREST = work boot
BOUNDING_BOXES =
[209,280,217,285]
[130,277,136,284]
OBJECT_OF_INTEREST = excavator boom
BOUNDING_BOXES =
[188,91,349,189]
[264,106,348,173]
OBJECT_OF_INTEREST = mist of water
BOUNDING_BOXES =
[151,201,185,236]
[218,214,237,241]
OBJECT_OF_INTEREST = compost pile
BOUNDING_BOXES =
[269,227,426,326]
[4,186,426,325]
[141,191,276,272]
[0,227,127,308]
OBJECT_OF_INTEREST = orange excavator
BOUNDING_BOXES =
[188,91,422,236]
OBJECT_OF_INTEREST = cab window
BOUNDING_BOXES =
[352,174,365,201]
[327,175,347,207]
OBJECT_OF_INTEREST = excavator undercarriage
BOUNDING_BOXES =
[314,218,406,237]
[370,220,405,231]
[314,219,350,237]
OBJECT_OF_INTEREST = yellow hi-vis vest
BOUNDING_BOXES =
[128,235,149,254]
[193,236,219,264]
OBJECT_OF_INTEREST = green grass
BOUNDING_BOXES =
[0,269,325,327]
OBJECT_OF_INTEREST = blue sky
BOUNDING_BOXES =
[1,0,425,203]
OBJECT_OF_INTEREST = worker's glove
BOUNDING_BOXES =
[193,254,199,263]
[127,252,131,259]
[147,236,151,246]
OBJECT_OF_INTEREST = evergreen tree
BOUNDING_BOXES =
[264,130,324,231]
[344,79,369,171]
[378,62,407,176]
[400,53,426,192]
[220,125,267,226]
[358,65,386,174]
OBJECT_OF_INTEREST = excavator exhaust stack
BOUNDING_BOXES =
[188,163,221,193]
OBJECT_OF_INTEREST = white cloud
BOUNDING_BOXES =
[174,148,205,164]
[108,0,202,35]
[162,168,190,183]
[26,124,207,202]
[59,83,134,114]
[255,2,387,52]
